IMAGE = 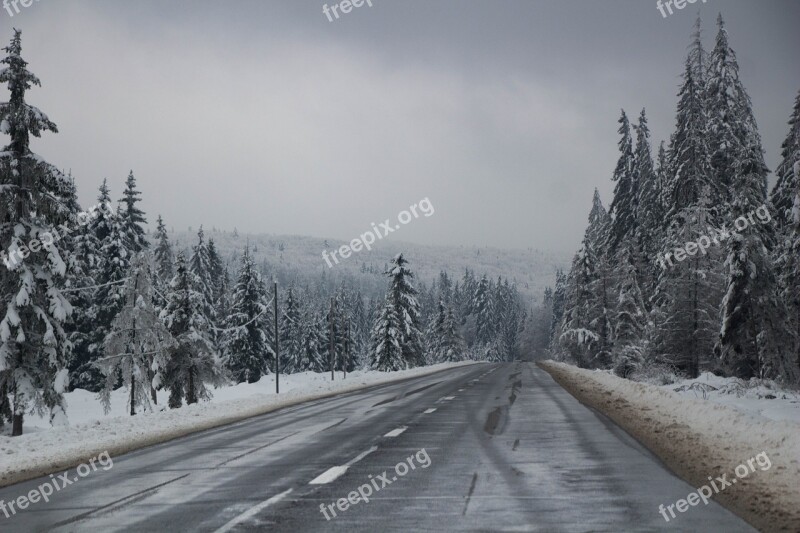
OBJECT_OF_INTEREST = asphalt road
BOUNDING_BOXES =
[0,362,755,532]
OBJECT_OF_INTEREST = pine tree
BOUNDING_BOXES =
[160,252,224,406]
[549,269,567,348]
[719,135,797,382]
[388,254,424,366]
[473,275,495,345]
[666,56,715,216]
[438,306,464,362]
[64,187,103,391]
[777,157,800,380]
[279,284,303,373]
[426,299,447,361]
[633,109,662,298]
[153,215,174,286]
[558,193,614,368]
[707,15,759,202]
[90,179,114,242]
[612,246,647,377]
[189,226,216,326]
[100,253,174,414]
[92,206,131,374]
[0,30,73,435]
[652,188,723,377]
[770,90,800,232]
[119,170,148,252]
[222,247,273,383]
[607,110,637,253]
[773,91,800,381]
[370,298,404,371]
[207,238,225,311]
[299,309,326,372]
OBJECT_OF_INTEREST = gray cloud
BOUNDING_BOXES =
[5,0,799,253]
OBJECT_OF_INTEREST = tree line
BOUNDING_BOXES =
[0,30,527,436]
[544,16,799,385]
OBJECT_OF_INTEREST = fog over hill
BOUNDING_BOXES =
[163,227,570,304]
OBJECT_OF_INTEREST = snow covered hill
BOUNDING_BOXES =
[161,228,570,303]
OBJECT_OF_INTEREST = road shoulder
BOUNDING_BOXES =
[538,360,800,533]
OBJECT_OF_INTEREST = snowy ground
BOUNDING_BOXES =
[665,371,800,424]
[538,360,800,533]
[0,362,481,488]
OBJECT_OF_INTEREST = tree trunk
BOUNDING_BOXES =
[11,381,23,436]
[148,366,157,405]
[187,367,196,405]
[11,413,23,436]
[130,371,136,416]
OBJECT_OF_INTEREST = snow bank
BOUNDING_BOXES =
[0,362,480,488]
[538,360,800,533]
[666,371,800,424]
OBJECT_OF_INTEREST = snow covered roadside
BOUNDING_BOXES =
[538,360,800,533]
[666,372,800,424]
[0,362,481,489]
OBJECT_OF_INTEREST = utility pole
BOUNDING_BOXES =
[274,281,279,394]
[344,320,350,379]
[329,298,335,381]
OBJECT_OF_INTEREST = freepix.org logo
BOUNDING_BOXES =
[3,0,42,18]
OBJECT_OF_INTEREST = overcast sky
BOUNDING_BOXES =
[4,0,799,253]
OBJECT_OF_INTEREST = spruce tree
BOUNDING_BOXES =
[770,90,800,232]
[426,299,447,361]
[119,170,148,252]
[473,275,495,346]
[612,246,647,377]
[558,193,613,368]
[707,15,759,202]
[370,298,404,371]
[153,215,174,285]
[223,247,272,383]
[607,110,637,253]
[387,254,425,366]
[719,136,797,382]
[549,269,567,348]
[299,309,326,372]
[160,252,224,406]
[0,30,73,435]
[92,206,131,364]
[438,306,464,362]
[279,284,302,373]
[189,226,216,326]
[773,91,800,380]
[100,253,174,414]
[633,109,662,298]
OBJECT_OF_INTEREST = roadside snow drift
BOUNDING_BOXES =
[539,360,800,533]
[0,362,480,489]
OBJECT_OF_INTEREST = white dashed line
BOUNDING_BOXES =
[424,408,437,414]
[308,446,378,485]
[213,488,293,532]
[309,466,349,485]
[384,426,408,438]
[346,445,379,466]
[442,396,455,401]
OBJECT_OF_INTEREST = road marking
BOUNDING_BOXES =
[442,396,455,401]
[424,408,437,414]
[309,466,349,485]
[309,446,378,485]
[458,388,465,391]
[346,445,378,466]
[384,426,407,437]
[214,488,293,532]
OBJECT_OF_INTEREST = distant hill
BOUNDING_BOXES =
[163,228,570,305]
